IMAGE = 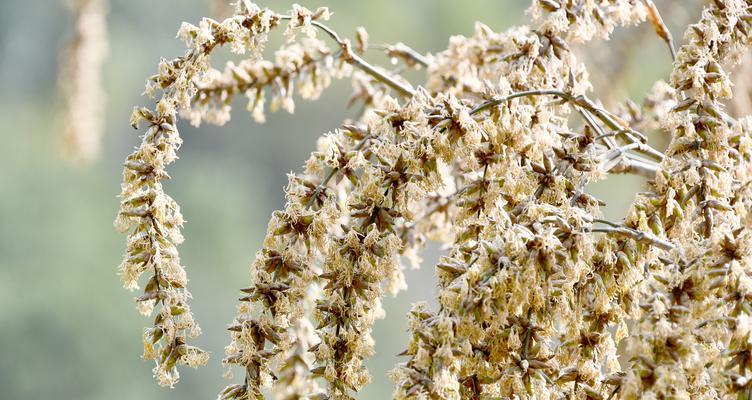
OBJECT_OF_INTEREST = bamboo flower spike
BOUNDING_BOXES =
[114,0,752,399]
[59,0,108,162]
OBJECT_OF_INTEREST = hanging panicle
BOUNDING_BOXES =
[59,0,108,162]
[114,1,752,399]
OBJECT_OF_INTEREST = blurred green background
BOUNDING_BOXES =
[0,1,683,399]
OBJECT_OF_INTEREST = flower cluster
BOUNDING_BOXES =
[116,1,285,387]
[117,1,412,390]
[115,0,752,399]
[620,1,752,398]
[185,37,350,126]
[529,0,647,43]
[391,5,660,398]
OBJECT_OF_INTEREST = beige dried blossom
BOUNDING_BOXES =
[114,1,752,399]
[621,2,752,399]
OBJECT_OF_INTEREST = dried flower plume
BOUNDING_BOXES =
[114,1,752,399]
[59,0,108,162]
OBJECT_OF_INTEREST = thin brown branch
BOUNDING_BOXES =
[369,42,431,68]
[469,90,665,162]
[643,0,677,62]
[591,225,675,251]
[277,16,417,97]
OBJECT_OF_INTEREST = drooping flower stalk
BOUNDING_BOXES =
[59,0,108,161]
[620,1,752,398]
[390,6,665,397]
[113,1,752,399]
[116,2,417,388]
[185,37,349,126]
[115,1,284,386]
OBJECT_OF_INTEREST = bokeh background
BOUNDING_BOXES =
[0,1,695,399]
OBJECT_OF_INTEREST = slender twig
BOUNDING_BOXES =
[521,308,533,360]
[600,143,642,163]
[468,89,572,115]
[346,48,416,97]
[469,90,665,162]
[619,156,660,178]
[591,226,675,251]
[643,0,677,62]
[606,385,620,400]
[572,96,665,161]
[593,218,621,228]
[279,16,416,97]
[603,155,659,178]
[600,143,645,173]
[368,42,431,68]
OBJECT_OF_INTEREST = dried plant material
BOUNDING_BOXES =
[642,0,676,60]
[113,0,752,399]
[620,2,752,398]
[59,0,108,162]
[355,26,368,55]
[529,0,647,42]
